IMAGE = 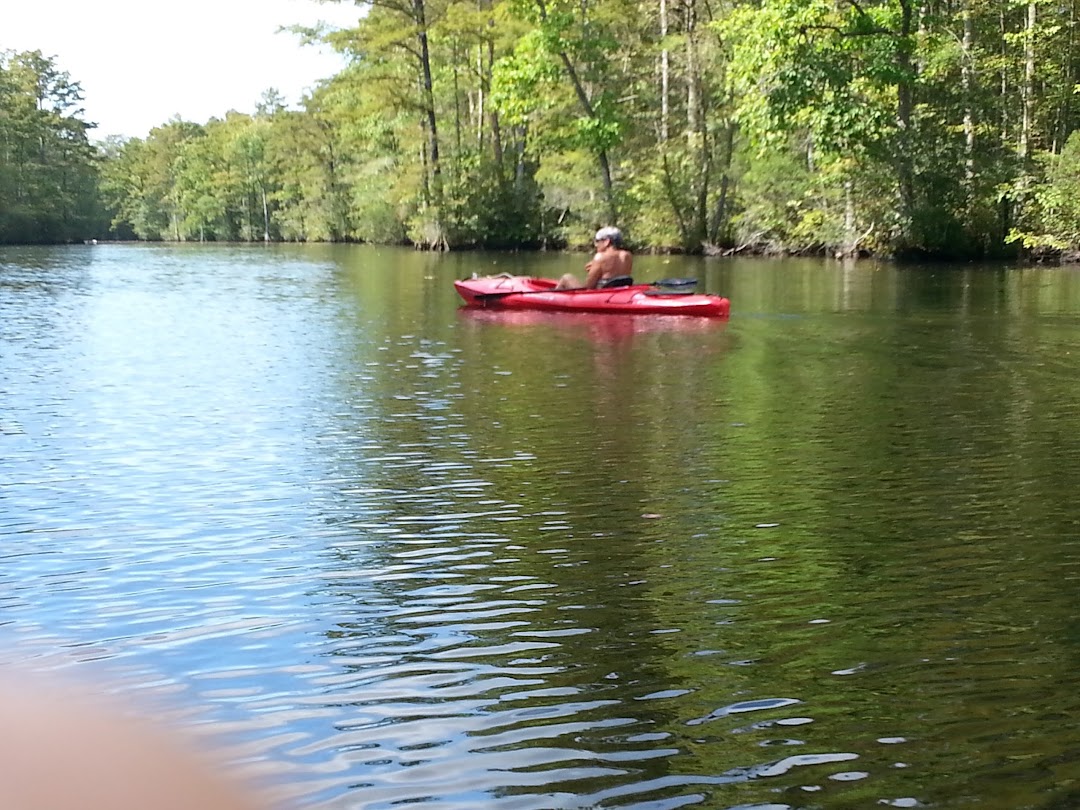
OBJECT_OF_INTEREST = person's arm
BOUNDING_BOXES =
[583,252,606,289]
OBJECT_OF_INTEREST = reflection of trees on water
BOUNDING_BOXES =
[689,260,1080,807]
[304,261,753,804]
[301,253,1080,807]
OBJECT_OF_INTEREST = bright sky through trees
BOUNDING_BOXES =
[5,0,360,139]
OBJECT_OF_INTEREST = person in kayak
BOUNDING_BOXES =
[555,227,633,290]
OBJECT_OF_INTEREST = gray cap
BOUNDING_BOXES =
[594,226,622,246]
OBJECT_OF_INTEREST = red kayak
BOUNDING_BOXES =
[454,275,730,318]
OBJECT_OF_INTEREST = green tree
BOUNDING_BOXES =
[0,50,102,243]
[1007,130,1080,254]
[100,119,205,240]
[493,0,626,227]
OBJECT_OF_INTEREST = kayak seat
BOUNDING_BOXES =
[598,275,634,289]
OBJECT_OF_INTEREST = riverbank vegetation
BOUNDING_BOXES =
[9,0,1080,258]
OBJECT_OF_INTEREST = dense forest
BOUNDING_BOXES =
[8,0,1080,258]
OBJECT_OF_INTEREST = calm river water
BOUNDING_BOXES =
[4,244,1080,809]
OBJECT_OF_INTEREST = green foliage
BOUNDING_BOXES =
[99,119,207,240]
[534,149,610,243]
[490,37,560,129]
[1009,132,1080,252]
[14,0,1080,259]
[491,17,622,158]
[443,155,553,247]
[0,50,105,243]
[719,0,896,158]
[729,147,836,253]
[622,157,693,250]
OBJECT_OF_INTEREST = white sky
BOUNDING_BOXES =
[4,0,363,140]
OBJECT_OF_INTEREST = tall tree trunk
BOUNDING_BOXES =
[418,117,431,204]
[478,0,504,172]
[452,43,463,158]
[1000,8,1009,146]
[895,0,916,233]
[476,44,485,151]
[414,0,444,242]
[485,38,504,171]
[660,0,669,143]
[1019,1,1036,163]
[997,7,1011,242]
[660,154,690,244]
[261,185,270,243]
[557,47,617,221]
[1065,0,1078,151]
[962,0,975,205]
[1052,0,1075,153]
[320,122,345,242]
[843,177,856,256]
[708,122,735,245]
[1010,0,1037,229]
[685,1,698,137]
[691,0,711,249]
[515,126,528,188]
[595,146,616,223]
[535,0,617,223]
[692,160,708,247]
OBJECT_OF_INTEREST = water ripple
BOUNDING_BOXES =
[7,247,1080,809]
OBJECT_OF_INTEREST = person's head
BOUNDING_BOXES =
[594,226,622,249]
